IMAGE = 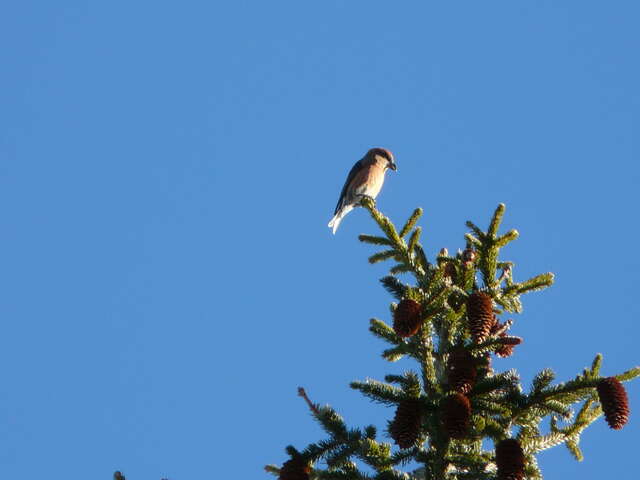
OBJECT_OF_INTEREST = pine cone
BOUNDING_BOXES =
[495,336,522,358]
[279,457,310,480]
[467,292,494,343]
[495,438,525,480]
[389,399,422,449]
[393,299,422,337]
[488,317,521,357]
[447,348,477,394]
[596,377,630,430]
[441,393,471,439]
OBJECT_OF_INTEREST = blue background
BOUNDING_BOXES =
[1,1,638,478]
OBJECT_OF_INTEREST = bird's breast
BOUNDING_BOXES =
[354,164,386,198]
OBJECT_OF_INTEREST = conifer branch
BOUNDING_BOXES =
[314,405,349,439]
[495,229,519,248]
[400,208,423,238]
[390,264,413,275]
[524,430,567,453]
[615,365,640,382]
[379,276,409,300]
[382,344,412,362]
[270,203,638,480]
[264,464,280,476]
[369,318,402,345]
[413,244,430,273]
[360,200,425,278]
[369,250,400,264]
[299,387,321,415]
[359,234,395,246]
[464,232,483,247]
[465,222,485,241]
[487,203,506,238]
[531,369,555,394]
[350,379,405,405]
[590,353,603,377]
[469,336,523,356]
[384,372,422,395]
[407,227,422,255]
[418,324,438,397]
[503,272,554,296]
[472,369,520,396]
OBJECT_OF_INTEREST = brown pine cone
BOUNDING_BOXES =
[596,377,630,430]
[467,292,494,343]
[441,393,471,439]
[495,335,523,358]
[389,399,422,449]
[489,318,522,357]
[495,438,525,480]
[393,299,422,337]
[279,457,310,480]
[447,348,477,394]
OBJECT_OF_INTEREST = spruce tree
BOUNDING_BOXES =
[266,200,638,480]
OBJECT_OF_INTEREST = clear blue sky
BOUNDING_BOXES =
[1,2,638,479]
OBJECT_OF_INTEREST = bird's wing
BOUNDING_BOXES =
[334,159,364,214]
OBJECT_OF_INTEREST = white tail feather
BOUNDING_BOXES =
[327,205,354,234]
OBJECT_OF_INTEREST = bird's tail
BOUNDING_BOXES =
[327,205,354,234]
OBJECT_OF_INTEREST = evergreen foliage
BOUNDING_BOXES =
[267,201,639,479]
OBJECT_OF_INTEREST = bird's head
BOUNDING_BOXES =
[369,147,397,171]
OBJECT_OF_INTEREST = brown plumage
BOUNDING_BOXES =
[328,148,397,234]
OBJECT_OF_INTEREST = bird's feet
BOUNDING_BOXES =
[358,194,376,203]
[358,195,376,209]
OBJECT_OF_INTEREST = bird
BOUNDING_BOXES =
[328,148,397,234]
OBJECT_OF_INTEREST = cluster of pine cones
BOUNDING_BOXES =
[387,291,530,478]
[384,289,630,480]
[390,291,523,442]
[279,286,630,480]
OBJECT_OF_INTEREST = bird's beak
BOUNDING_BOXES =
[389,163,397,171]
